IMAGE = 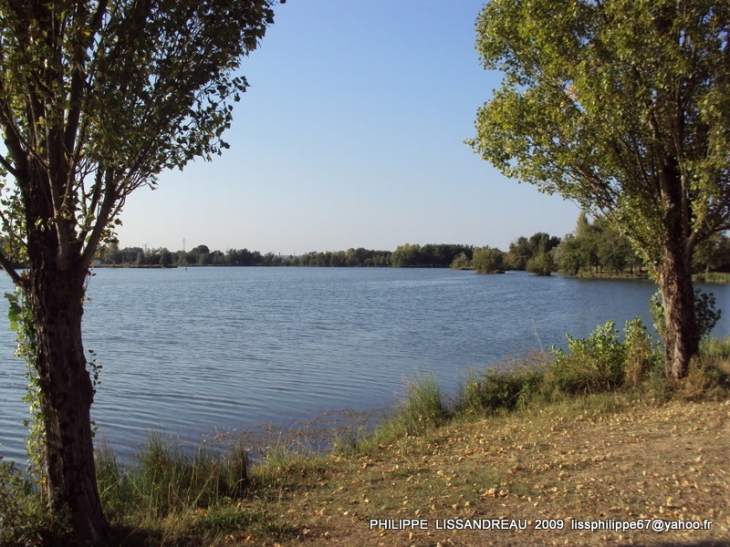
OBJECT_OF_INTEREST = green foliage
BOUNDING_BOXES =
[526,251,554,276]
[0,454,26,546]
[4,290,46,493]
[555,214,644,277]
[548,319,661,395]
[449,252,471,270]
[469,0,730,376]
[0,452,76,547]
[622,318,663,387]
[549,322,627,394]
[692,234,730,274]
[390,243,473,268]
[0,0,283,538]
[650,289,722,340]
[504,233,560,270]
[469,0,730,248]
[458,365,545,414]
[0,0,283,274]
[472,246,505,273]
[375,374,449,439]
[97,434,249,519]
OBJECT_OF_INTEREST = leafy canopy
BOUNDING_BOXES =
[0,0,279,276]
[468,0,730,268]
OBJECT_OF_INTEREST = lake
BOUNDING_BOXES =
[1,267,729,462]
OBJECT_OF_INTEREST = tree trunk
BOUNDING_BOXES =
[658,238,699,379]
[28,258,110,544]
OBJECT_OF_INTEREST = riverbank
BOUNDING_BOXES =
[259,397,729,547]
[102,369,730,547]
[3,330,729,547]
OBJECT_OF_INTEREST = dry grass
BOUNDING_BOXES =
[207,396,729,547]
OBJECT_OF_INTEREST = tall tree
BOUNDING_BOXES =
[469,0,730,379]
[0,0,281,542]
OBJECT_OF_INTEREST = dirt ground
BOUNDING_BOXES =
[234,398,729,547]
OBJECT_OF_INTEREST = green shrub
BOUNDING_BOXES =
[0,454,25,547]
[472,246,505,273]
[548,321,627,394]
[0,451,76,547]
[459,365,545,414]
[526,252,554,275]
[623,317,663,387]
[449,252,471,270]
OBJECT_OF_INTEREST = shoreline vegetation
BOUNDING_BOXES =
[2,323,729,546]
[90,214,730,282]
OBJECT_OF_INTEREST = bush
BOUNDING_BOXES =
[0,452,75,547]
[0,454,26,546]
[449,252,471,270]
[547,321,627,394]
[543,318,662,395]
[680,337,730,399]
[623,318,663,387]
[472,246,505,273]
[458,364,545,414]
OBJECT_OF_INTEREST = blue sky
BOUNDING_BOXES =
[116,0,580,254]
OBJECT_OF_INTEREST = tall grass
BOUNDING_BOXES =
[93,434,302,544]
[457,359,548,415]
[364,373,448,447]
[96,433,249,520]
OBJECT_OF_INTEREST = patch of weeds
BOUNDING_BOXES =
[331,429,366,456]
[369,373,449,444]
[98,432,251,524]
[682,348,730,400]
[459,363,546,415]
[252,441,329,493]
[396,373,449,434]
[193,504,297,539]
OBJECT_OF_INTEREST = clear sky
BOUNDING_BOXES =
[116,0,581,254]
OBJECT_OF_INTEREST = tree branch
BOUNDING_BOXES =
[0,151,18,178]
[80,168,117,271]
[0,249,24,287]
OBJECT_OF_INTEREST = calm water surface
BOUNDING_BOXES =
[1,267,729,461]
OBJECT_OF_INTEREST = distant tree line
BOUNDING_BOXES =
[389,244,473,268]
[552,214,730,277]
[99,243,289,267]
[451,232,560,276]
[97,219,730,275]
[553,214,644,276]
[96,242,474,269]
[296,248,392,267]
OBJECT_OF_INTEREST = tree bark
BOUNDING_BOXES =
[658,235,699,380]
[27,238,110,544]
